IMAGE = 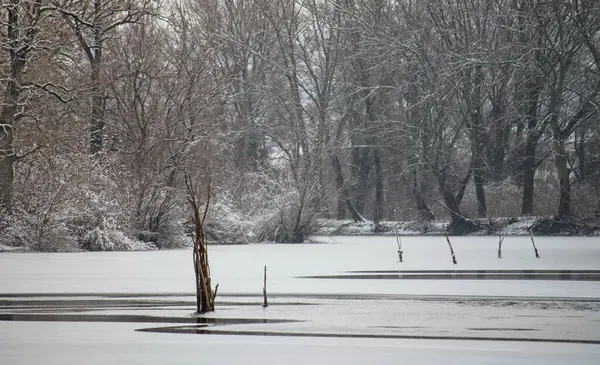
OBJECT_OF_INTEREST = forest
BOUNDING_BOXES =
[1,0,600,250]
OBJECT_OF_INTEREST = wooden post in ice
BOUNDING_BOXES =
[396,231,403,263]
[445,230,457,265]
[262,265,269,308]
[528,229,540,259]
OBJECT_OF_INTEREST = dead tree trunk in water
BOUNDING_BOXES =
[185,175,216,313]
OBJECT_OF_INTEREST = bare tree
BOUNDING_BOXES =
[53,0,154,154]
[0,1,52,210]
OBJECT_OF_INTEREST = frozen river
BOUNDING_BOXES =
[1,236,600,364]
[1,235,599,297]
[2,321,599,365]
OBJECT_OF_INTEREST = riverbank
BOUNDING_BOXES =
[317,216,600,237]
[3,216,599,253]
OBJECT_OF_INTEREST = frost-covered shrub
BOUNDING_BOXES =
[0,211,35,248]
[134,223,191,249]
[61,156,132,236]
[135,230,160,244]
[571,183,599,218]
[12,153,131,238]
[531,171,559,216]
[0,205,78,252]
[483,180,522,217]
[81,227,156,251]
[132,192,190,249]
[204,194,255,244]
[7,153,162,251]
[457,173,565,219]
[184,169,294,244]
[255,190,322,243]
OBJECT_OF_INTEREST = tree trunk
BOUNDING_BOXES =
[284,27,309,180]
[0,107,15,210]
[555,140,571,217]
[437,169,471,224]
[473,166,487,217]
[335,162,346,220]
[352,146,370,215]
[89,57,104,154]
[487,114,510,182]
[517,28,545,215]
[521,96,543,215]
[411,167,434,221]
[521,136,536,215]
[486,65,511,182]
[468,65,487,217]
[574,127,587,182]
[1,3,29,209]
[438,179,462,224]
[332,155,365,222]
[547,62,572,217]
[373,147,384,227]
[88,0,106,154]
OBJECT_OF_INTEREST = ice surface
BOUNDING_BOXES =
[1,236,600,364]
[1,321,600,365]
[1,236,599,297]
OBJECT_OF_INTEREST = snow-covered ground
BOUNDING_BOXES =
[1,236,600,364]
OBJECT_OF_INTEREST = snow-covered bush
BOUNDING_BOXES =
[0,208,77,252]
[203,193,255,244]
[4,153,150,251]
[571,183,600,218]
[129,188,191,249]
[185,169,294,244]
[81,225,156,251]
[255,189,322,243]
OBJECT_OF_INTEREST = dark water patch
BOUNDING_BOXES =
[0,299,317,312]
[0,293,194,299]
[136,327,600,345]
[302,272,600,281]
[468,328,539,332]
[516,315,544,318]
[461,300,600,312]
[3,308,107,314]
[0,299,194,308]
[347,270,600,275]
[2,293,599,304]
[0,313,298,325]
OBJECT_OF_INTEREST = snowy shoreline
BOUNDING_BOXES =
[317,217,600,237]
[2,216,599,253]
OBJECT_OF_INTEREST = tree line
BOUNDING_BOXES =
[1,0,599,248]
